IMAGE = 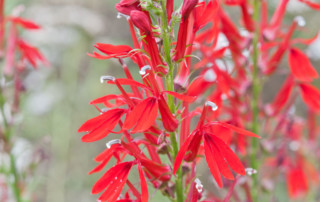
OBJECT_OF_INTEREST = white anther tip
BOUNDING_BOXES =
[245,168,257,176]
[205,101,218,111]
[106,139,121,149]
[100,76,115,83]
[139,65,151,75]
[294,16,306,27]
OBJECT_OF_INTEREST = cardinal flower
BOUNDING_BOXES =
[173,101,260,187]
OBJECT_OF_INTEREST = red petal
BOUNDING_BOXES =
[299,83,320,111]
[89,156,113,174]
[163,91,197,102]
[158,96,179,132]
[108,78,151,91]
[298,0,320,10]
[204,134,234,180]
[94,43,132,55]
[138,163,148,202]
[204,137,223,188]
[92,161,133,194]
[266,76,294,116]
[9,17,41,29]
[123,97,158,133]
[211,135,246,175]
[81,109,125,142]
[98,163,133,201]
[289,48,318,82]
[78,108,124,132]
[204,122,260,138]
[173,131,199,174]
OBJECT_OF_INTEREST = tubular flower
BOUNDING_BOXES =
[173,0,198,61]
[130,10,168,75]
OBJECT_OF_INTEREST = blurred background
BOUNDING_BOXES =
[2,0,320,202]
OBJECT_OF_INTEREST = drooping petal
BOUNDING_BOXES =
[123,97,158,133]
[92,161,134,194]
[265,76,294,116]
[95,43,132,55]
[173,131,199,174]
[204,122,260,138]
[139,158,171,181]
[158,95,178,132]
[184,132,202,161]
[95,162,134,201]
[138,163,149,202]
[211,135,246,175]
[204,134,234,180]
[162,91,196,102]
[298,0,320,10]
[203,136,223,188]
[80,109,126,142]
[287,166,308,198]
[299,83,320,111]
[18,39,49,68]
[288,48,318,82]
[78,108,125,132]
[9,17,41,29]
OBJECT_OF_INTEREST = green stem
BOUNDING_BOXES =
[250,0,261,201]
[160,1,183,201]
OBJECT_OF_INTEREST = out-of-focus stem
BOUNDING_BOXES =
[0,88,22,202]
[250,0,261,201]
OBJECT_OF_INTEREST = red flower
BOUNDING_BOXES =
[173,0,198,61]
[78,108,126,142]
[299,83,320,112]
[18,39,49,68]
[288,48,318,82]
[265,76,294,116]
[92,161,135,202]
[287,165,308,198]
[173,102,260,187]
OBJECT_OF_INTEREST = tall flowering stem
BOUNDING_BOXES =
[0,1,47,201]
[80,0,320,201]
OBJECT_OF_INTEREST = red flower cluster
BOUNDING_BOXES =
[80,0,320,201]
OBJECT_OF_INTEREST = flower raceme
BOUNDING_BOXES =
[79,0,320,201]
